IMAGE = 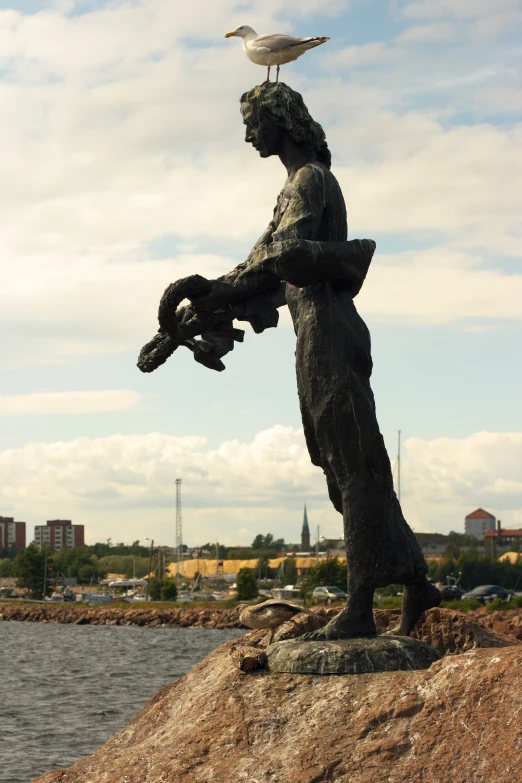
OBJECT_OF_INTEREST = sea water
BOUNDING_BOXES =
[0,621,242,783]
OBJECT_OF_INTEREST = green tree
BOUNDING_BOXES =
[251,534,285,552]
[236,568,259,600]
[428,551,522,591]
[161,581,178,601]
[444,531,480,559]
[256,556,274,580]
[301,558,347,597]
[54,548,105,583]
[227,548,255,560]
[86,541,150,558]
[0,559,14,577]
[97,555,150,579]
[283,558,298,585]
[14,544,54,599]
[147,577,162,601]
[0,543,21,560]
[251,534,265,550]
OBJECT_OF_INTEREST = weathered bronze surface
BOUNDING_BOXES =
[139,83,441,641]
[266,635,440,675]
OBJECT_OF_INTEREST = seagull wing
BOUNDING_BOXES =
[252,33,323,52]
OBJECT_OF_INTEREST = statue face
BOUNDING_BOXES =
[243,105,285,158]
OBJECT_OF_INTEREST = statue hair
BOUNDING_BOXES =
[240,83,332,169]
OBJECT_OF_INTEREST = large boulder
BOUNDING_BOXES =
[33,610,522,783]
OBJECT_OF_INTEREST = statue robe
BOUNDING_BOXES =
[259,162,427,588]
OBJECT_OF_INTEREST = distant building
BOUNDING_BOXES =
[301,505,310,551]
[465,508,496,539]
[485,524,522,553]
[322,538,346,558]
[414,532,448,558]
[0,516,26,554]
[34,520,85,552]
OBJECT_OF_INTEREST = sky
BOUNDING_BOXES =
[0,0,521,548]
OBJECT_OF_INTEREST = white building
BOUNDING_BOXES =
[465,508,496,539]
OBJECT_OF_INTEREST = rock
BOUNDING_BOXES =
[492,620,512,636]
[266,635,440,674]
[373,607,518,653]
[32,630,522,783]
[229,645,267,672]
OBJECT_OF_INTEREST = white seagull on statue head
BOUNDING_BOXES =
[225,25,330,83]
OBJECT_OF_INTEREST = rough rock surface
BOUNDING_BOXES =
[0,602,242,628]
[374,607,517,655]
[33,623,522,783]
[468,606,522,641]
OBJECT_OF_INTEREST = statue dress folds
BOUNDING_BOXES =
[257,160,427,589]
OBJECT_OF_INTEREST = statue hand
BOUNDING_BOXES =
[191,281,237,312]
[158,274,212,337]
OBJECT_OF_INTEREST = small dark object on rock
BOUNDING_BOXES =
[229,645,267,672]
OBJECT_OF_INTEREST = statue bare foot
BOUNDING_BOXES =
[387,579,442,637]
[300,587,376,641]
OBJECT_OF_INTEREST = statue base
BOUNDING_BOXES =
[266,634,440,675]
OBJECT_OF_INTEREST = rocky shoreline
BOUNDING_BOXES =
[468,606,522,640]
[3,600,522,641]
[0,601,243,629]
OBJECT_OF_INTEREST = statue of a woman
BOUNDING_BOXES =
[144,83,441,638]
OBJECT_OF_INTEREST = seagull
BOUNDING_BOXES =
[224,25,330,82]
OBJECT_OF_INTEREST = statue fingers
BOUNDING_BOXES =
[158,274,213,337]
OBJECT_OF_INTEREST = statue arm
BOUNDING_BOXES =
[259,239,375,296]
[258,166,374,293]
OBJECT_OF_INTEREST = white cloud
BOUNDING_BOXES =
[402,431,522,531]
[394,22,458,44]
[475,86,522,113]
[0,0,520,366]
[324,42,402,68]
[0,390,141,416]
[358,247,522,326]
[332,115,522,251]
[402,0,520,20]
[1,425,521,545]
[0,425,336,545]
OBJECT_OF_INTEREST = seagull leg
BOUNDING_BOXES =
[266,65,271,82]
[276,65,280,83]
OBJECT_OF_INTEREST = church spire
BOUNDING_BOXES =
[301,504,310,551]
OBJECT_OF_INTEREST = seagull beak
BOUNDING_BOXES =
[224,31,236,38]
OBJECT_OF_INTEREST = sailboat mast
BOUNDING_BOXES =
[397,430,401,503]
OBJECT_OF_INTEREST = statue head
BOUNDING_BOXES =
[240,83,331,169]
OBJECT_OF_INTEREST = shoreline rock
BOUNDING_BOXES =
[31,611,522,783]
[0,601,244,629]
[4,600,522,644]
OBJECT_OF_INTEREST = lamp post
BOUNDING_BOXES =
[145,537,154,602]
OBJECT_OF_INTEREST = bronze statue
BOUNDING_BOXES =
[139,83,441,639]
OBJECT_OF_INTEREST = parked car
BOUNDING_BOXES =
[460,585,510,603]
[437,585,466,601]
[312,585,347,603]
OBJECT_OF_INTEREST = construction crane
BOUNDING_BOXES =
[176,478,183,589]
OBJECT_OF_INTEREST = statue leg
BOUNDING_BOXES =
[386,579,442,637]
[294,297,435,640]
[304,584,376,641]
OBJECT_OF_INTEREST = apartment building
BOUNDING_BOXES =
[34,520,85,552]
[0,516,26,554]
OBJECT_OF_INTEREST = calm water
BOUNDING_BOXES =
[0,621,243,783]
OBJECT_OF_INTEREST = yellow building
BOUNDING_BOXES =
[167,556,346,580]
